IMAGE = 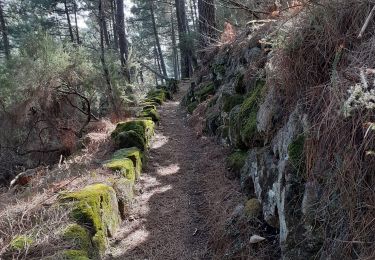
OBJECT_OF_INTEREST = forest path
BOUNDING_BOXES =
[105,82,242,260]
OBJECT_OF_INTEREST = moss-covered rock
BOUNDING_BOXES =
[113,178,134,219]
[143,104,157,111]
[146,89,170,104]
[288,135,306,175]
[196,83,215,102]
[235,73,245,94]
[244,198,261,219]
[187,101,198,114]
[228,105,245,149]
[112,147,143,178]
[104,157,136,181]
[62,224,92,252]
[227,150,248,174]
[222,94,244,113]
[59,184,121,255]
[238,79,265,147]
[60,249,90,260]
[116,130,146,151]
[139,108,160,122]
[10,235,34,251]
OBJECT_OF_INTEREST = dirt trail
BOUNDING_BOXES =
[105,83,243,260]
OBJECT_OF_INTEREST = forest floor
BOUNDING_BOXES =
[105,83,244,260]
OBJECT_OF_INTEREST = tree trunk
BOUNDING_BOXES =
[0,0,10,60]
[198,0,216,47]
[73,0,80,44]
[111,0,119,50]
[64,0,75,43]
[116,0,130,80]
[175,0,192,78]
[99,0,118,116]
[171,5,178,79]
[150,0,168,78]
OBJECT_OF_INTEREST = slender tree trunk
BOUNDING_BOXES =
[103,19,110,47]
[73,0,80,44]
[99,0,118,116]
[150,0,168,78]
[0,0,10,60]
[64,0,75,42]
[198,0,216,47]
[189,0,196,30]
[116,0,130,80]
[111,0,119,50]
[175,0,192,78]
[171,6,178,79]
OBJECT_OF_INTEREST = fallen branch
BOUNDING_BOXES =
[139,61,170,81]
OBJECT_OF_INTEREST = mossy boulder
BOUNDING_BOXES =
[139,108,160,122]
[104,157,136,181]
[60,250,90,260]
[59,184,121,254]
[116,130,146,151]
[222,94,244,113]
[244,198,261,219]
[62,224,92,253]
[227,150,248,174]
[146,89,170,104]
[196,83,215,102]
[10,235,34,251]
[112,147,143,178]
[238,79,265,147]
[187,101,199,114]
[113,179,134,219]
[143,104,157,111]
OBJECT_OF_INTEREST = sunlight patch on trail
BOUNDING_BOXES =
[157,164,180,176]
[151,132,169,149]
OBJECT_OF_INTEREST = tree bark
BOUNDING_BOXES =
[99,0,118,116]
[116,0,130,80]
[0,0,10,60]
[171,5,178,79]
[64,0,75,43]
[175,0,192,78]
[150,0,168,78]
[198,0,216,47]
[111,0,119,50]
[73,0,80,44]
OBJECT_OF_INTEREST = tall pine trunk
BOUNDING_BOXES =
[171,6,178,80]
[0,0,10,60]
[150,0,168,79]
[73,0,80,44]
[111,0,119,50]
[175,0,192,78]
[116,0,130,81]
[198,0,216,47]
[64,0,75,43]
[99,0,118,116]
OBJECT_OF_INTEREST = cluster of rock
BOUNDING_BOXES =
[184,24,320,259]
[5,87,174,259]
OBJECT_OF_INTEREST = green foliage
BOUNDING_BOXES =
[222,94,244,113]
[196,83,215,102]
[227,150,248,173]
[288,135,306,175]
[10,235,34,251]
[187,101,199,113]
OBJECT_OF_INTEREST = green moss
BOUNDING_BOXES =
[146,89,170,104]
[238,79,265,147]
[113,147,143,178]
[139,108,160,122]
[116,130,146,151]
[141,101,159,107]
[62,224,92,252]
[244,198,261,219]
[143,105,157,110]
[61,249,89,260]
[222,94,244,113]
[59,184,121,254]
[227,150,247,173]
[235,74,245,94]
[196,83,215,102]
[104,158,136,181]
[10,235,34,251]
[288,135,306,175]
[187,101,198,114]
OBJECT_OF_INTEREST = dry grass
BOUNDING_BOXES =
[269,0,375,258]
